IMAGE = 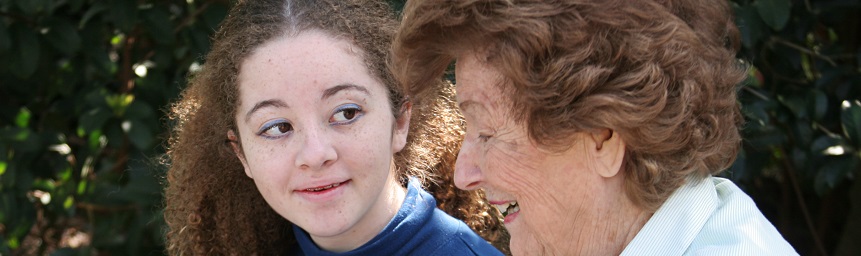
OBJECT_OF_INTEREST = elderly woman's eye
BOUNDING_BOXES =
[478,134,492,142]
[258,120,293,138]
[331,104,363,124]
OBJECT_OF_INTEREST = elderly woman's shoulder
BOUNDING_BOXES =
[622,177,798,255]
[685,177,798,255]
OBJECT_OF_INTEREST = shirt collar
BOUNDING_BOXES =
[620,177,719,256]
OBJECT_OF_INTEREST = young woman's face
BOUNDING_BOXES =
[232,30,409,252]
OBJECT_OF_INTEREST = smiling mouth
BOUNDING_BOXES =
[495,201,520,217]
[303,181,346,192]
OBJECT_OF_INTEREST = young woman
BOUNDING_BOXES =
[163,0,508,254]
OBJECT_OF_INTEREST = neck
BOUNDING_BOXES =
[544,176,652,256]
[575,182,652,255]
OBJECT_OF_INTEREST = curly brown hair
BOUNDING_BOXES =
[163,0,508,254]
[392,0,746,211]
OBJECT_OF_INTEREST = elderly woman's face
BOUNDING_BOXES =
[231,30,409,252]
[454,53,625,254]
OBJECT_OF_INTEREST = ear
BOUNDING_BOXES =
[588,128,626,178]
[227,130,253,178]
[391,101,412,153]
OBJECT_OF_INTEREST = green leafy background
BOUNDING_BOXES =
[0,0,858,255]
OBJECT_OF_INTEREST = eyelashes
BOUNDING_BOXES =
[329,103,363,125]
[255,104,364,139]
[258,119,293,139]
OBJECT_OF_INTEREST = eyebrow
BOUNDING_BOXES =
[322,84,370,100]
[243,84,370,123]
[245,99,289,123]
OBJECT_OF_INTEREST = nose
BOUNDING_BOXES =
[454,139,483,190]
[294,126,337,170]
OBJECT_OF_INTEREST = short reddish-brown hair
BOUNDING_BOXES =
[392,0,746,211]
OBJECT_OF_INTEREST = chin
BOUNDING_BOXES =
[288,209,353,237]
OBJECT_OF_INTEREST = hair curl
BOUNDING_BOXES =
[392,0,746,211]
[164,0,508,254]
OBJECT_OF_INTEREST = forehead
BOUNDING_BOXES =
[241,30,360,78]
[454,53,507,114]
[236,30,386,102]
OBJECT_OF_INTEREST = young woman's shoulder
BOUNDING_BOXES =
[415,187,503,255]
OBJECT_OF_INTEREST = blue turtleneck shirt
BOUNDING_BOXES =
[291,178,503,256]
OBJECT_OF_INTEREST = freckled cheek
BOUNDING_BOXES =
[247,145,296,178]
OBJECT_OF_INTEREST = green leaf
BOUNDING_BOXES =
[109,0,139,32]
[811,135,842,154]
[809,89,828,121]
[46,18,83,56]
[0,23,10,52]
[842,100,861,147]
[0,153,14,189]
[790,147,809,172]
[742,100,771,126]
[66,0,87,12]
[32,179,56,191]
[814,155,858,195]
[103,121,126,149]
[79,3,108,28]
[735,4,765,48]
[143,7,175,45]
[125,101,156,121]
[84,41,114,75]
[125,119,154,150]
[79,108,112,133]
[15,166,34,192]
[10,24,40,78]
[5,197,36,246]
[120,159,162,205]
[57,166,72,181]
[3,128,41,153]
[106,94,134,116]
[778,94,807,119]
[15,0,47,15]
[63,196,73,211]
[15,107,30,127]
[754,0,791,30]
[792,121,814,149]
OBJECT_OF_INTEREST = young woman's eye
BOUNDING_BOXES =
[257,119,293,138]
[330,104,363,124]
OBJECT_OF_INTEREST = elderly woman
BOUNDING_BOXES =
[392,0,797,254]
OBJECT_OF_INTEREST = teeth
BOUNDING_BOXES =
[495,201,519,217]
[306,182,342,192]
[495,202,510,214]
[509,203,520,216]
